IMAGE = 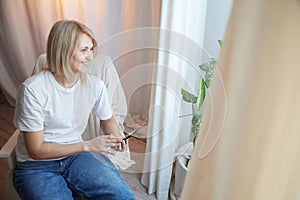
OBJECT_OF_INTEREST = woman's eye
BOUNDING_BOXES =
[80,48,93,55]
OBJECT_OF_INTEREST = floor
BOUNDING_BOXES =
[0,90,157,200]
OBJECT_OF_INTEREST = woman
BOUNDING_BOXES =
[13,20,135,200]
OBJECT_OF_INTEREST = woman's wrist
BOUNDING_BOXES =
[82,141,89,152]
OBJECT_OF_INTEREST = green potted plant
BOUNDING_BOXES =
[180,40,222,145]
[171,40,222,198]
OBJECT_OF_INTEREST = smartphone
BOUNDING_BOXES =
[123,128,139,140]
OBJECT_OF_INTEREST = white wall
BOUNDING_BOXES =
[203,0,233,58]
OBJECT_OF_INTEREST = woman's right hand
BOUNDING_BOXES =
[83,134,123,154]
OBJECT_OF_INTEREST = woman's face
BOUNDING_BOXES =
[71,33,94,73]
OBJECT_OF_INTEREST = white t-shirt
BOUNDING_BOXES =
[14,70,113,162]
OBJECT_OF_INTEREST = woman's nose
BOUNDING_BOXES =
[86,50,93,60]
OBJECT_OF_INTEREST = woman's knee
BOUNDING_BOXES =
[13,162,73,200]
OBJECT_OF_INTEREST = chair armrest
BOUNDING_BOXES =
[0,130,19,169]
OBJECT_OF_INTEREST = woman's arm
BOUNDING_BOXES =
[100,116,122,137]
[23,129,122,160]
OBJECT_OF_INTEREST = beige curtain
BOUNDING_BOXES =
[181,0,300,199]
[0,0,160,117]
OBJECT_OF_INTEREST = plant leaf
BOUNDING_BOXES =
[196,78,206,110]
[181,88,197,103]
[192,114,201,145]
[218,40,223,47]
[192,114,201,126]
[199,62,209,72]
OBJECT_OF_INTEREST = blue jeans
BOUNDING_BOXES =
[13,152,135,200]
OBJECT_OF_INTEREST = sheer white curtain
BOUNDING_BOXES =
[181,0,300,199]
[141,0,208,199]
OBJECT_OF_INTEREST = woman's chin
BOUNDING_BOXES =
[79,66,89,73]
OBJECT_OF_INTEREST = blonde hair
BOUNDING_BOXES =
[46,20,97,82]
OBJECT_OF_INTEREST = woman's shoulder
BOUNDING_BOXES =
[24,70,49,83]
[21,70,50,90]
[86,73,105,86]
